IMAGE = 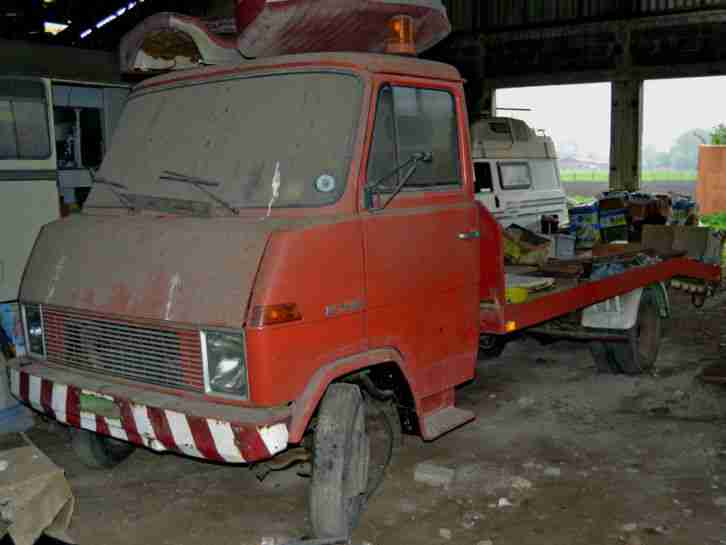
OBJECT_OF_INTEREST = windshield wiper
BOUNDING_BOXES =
[365,152,433,211]
[159,170,239,215]
[91,175,136,212]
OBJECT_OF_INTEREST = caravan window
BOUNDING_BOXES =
[0,80,50,160]
[498,162,532,190]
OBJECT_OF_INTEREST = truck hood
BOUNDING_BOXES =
[20,214,297,328]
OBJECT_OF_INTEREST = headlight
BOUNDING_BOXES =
[22,304,45,358]
[201,330,248,398]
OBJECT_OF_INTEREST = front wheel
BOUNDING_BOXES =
[310,384,370,539]
[71,429,136,469]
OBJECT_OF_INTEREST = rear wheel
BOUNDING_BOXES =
[611,289,662,375]
[589,341,620,374]
[478,335,506,360]
[71,429,135,469]
[589,289,662,375]
[310,384,370,539]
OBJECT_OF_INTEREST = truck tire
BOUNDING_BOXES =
[310,383,370,539]
[610,289,662,375]
[71,428,135,469]
[588,289,662,375]
[478,335,506,360]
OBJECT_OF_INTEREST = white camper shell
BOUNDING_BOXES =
[471,117,568,232]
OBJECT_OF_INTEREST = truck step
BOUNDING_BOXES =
[421,407,475,440]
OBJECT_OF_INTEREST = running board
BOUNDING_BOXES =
[421,407,475,440]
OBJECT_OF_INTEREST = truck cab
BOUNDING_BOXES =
[10,53,481,538]
[471,116,569,231]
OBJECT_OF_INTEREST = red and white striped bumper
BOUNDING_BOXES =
[9,366,289,464]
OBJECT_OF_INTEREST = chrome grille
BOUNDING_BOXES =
[43,306,204,392]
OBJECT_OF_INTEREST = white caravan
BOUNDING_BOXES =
[0,76,128,304]
[471,117,569,231]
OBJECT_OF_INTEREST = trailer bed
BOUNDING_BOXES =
[480,256,721,335]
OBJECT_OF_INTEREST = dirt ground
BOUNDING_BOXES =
[26,290,726,545]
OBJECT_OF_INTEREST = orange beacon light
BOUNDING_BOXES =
[385,14,416,56]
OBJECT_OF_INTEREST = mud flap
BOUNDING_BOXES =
[581,283,669,330]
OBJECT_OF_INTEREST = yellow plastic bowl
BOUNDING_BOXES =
[506,287,529,304]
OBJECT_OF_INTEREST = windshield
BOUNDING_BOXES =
[87,71,362,211]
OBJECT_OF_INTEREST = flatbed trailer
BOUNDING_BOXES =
[475,207,721,336]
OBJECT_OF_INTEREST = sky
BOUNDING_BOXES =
[496,76,726,161]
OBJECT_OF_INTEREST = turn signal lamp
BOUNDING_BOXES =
[505,320,518,333]
[249,304,302,327]
[385,15,416,56]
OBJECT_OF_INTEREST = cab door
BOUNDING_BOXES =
[362,82,480,396]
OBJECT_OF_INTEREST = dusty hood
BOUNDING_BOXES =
[20,214,290,328]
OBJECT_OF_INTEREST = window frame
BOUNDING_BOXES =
[0,80,52,161]
[473,160,495,193]
[366,83,463,193]
[497,161,533,191]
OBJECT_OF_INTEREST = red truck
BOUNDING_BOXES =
[8,48,721,538]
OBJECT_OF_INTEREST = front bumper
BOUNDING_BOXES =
[8,360,290,464]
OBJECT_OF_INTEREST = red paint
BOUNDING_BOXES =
[120,401,144,445]
[40,379,55,419]
[235,0,267,32]
[96,415,110,436]
[233,424,270,461]
[66,386,80,428]
[187,415,224,462]
[147,407,178,450]
[19,373,29,404]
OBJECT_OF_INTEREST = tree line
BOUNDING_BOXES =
[642,124,726,171]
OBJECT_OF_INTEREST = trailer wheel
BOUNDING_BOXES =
[610,289,662,375]
[310,384,370,539]
[589,341,619,374]
[71,428,135,469]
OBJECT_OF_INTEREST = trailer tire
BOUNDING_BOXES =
[589,341,619,374]
[71,428,135,469]
[610,289,662,375]
[310,383,370,539]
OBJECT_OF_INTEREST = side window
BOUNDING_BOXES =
[367,85,461,190]
[0,80,50,160]
[498,162,532,190]
[474,162,493,193]
[367,87,398,187]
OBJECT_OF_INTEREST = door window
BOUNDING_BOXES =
[0,79,50,160]
[367,85,460,190]
[498,162,532,190]
[474,162,494,193]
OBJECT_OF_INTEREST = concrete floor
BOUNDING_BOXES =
[27,290,726,545]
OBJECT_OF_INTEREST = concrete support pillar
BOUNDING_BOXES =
[609,79,643,192]
[480,87,497,117]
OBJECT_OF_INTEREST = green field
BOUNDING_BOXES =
[701,212,726,231]
[561,169,697,182]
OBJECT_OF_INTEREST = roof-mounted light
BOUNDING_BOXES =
[385,15,416,56]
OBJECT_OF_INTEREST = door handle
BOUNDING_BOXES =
[458,230,481,241]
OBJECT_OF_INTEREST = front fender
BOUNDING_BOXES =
[287,348,409,443]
